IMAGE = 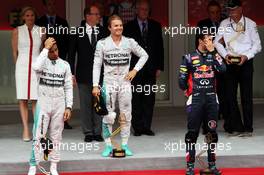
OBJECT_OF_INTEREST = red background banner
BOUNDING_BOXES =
[85,0,168,27]
[0,0,66,30]
[188,0,264,26]
[3,0,263,30]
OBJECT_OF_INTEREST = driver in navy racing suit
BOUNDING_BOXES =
[179,33,226,175]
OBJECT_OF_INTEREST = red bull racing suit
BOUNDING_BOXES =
[178,49,226,165]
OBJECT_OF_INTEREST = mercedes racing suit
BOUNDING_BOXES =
[29,48,73,166]
[93,36,148,145]
[178,49,226,164]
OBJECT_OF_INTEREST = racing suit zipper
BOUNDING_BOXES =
[109,92,112,108]
[52,62,55,112]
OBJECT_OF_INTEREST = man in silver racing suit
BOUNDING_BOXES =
[92,15,148,157]
[28,37,73,175]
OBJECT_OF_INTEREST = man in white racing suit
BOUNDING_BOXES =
[92,15,148,157]
[28,37,73,175]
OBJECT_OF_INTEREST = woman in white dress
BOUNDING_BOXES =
[11,7,45,141]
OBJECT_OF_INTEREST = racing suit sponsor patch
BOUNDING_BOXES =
[39,78,64,87]
[192,60,200,65]
[194,72,214,78]
[208,120,217,129]
[196,65,212,72]
[104,58,129,66]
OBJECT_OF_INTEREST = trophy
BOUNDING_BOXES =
[229,56,241,64]
[110,113,126,158]
[196,133,214,175]
[227,22,244,64]
[227,42,241,64]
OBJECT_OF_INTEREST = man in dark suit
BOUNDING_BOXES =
[36,0,72,129]
[68,5,107,142]
[36,0,69,60]
[124,0,164,136]
[80,2,109,35]
[197,0,223,36]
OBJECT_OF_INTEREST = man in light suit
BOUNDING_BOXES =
[214,0,262,137]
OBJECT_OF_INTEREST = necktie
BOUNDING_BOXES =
[142,22,147,45]
[49,16,55,26]
[91,27,96,48]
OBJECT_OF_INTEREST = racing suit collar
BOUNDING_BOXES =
[49,58,58,65]
[196,49,208,57]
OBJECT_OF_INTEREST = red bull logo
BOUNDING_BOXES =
[196,65,212,72]
[194,72,214,78]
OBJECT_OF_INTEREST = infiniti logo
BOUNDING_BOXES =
[200,79,210,85]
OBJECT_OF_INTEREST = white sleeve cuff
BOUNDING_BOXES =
[133,66,140,72]
[42,48,49,54]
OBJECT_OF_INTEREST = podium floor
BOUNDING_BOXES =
[0,106,264,175]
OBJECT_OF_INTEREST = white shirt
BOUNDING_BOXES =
[93,36,148,86]
[85,23,97,43]
[214,16,261,60]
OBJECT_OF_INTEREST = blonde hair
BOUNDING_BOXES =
[108,15,123,28]
[20,6,37,23]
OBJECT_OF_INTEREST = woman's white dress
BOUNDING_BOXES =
[16,24,42,100]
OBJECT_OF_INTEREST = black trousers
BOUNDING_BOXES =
[216,72,226,119]
[186,93,219,132]
[78,83,102,136]
[224,60,253,133]
[131,72,156,132]
[202,72,226,133]
[185,92,219,163]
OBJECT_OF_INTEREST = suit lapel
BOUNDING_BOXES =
[97,25,102,40]
[97,25,105,41]
[55,15,58,25]
[134,19,142,38]
[44,16,49,28]
[86,25,103,48]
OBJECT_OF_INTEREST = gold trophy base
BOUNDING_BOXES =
[229,56,241,64]
[112,148,126,158]
[200,168,214,175]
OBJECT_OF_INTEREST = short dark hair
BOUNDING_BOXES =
[227,0,242,9]
[42,0,47,5]
[83,4,99,17]
[136,0,150,8]
[207,0,221,10]
[196,31,212,41]
[42,0,50,6]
